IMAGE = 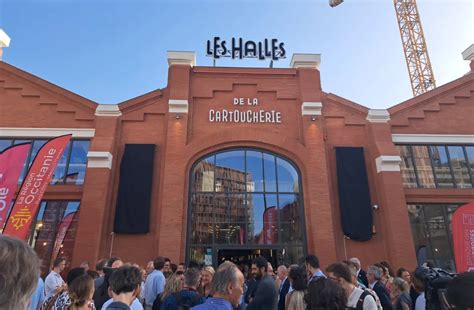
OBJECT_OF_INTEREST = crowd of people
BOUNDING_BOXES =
[1,234,473,310]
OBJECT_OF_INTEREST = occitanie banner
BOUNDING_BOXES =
[3,135,72,240]
[0,143,31,229]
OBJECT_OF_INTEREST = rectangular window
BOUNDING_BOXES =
[447,146,472,188]
[429,146,454,188]
[66,140,91,185]
[27,200,81,277]
[397,145,417,188]
[411,146,436,188]
[407,204,459,272]
[397,144,473,189]
[0,139,90,185]
[465,146,474,180]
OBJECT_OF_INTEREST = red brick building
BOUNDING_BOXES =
[1,49,473,275]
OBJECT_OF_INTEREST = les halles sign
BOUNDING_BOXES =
[206,37,285,124]
[206,37,286,60]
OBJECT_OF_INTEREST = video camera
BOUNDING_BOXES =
[414,267,456,310]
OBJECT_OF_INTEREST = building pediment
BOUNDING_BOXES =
[0,62,96,126]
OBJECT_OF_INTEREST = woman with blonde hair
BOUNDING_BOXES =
[152,274,184,310]
[67,275,94,310]
[198,266,215,298]
[391,277,412,310]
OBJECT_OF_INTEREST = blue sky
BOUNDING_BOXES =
[1,0,472,108]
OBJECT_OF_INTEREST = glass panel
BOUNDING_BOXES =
[447,146,472,188]
[248,194,278,244]
[215,151,245,193]
[191,194,214,244]
[192,156,215,192]
[246,151,264,192]
[466,146,474,177]
[13,140,32,183]
[276,157,299,192]
[407,204,460,272]
[430,146,454,188]
[397,145,417,188]
[279,246,305,266]
[278,194,300,222]
[30,201,78,277]
[192,194,214,223]
[263,153,277,192]
[189,247,207,265]
[28,140,47,166]
[0,139,12,152]
[407,205,436,267]
[423,205,455,271]
[66,141,90,185]
[411,146,435,188]
[280,222,304,243]
[50,142,72,185]
[190,221,213,244]
[214,223,246,245]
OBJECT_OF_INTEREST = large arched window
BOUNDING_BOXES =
[187,148,306,266]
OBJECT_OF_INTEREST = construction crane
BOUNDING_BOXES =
[330,0,436,97]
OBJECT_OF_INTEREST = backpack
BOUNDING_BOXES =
[348,290,378,310]
[173,292,203,310]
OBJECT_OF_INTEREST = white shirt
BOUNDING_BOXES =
[369,281,377,289]
[44,270,65,298]
[347,286,377,310]
[415,292,426,310]
[102,298,144,310]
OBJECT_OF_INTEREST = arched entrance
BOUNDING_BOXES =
[187,148,307,267]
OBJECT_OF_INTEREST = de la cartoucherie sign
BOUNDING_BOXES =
[206,37,286,61]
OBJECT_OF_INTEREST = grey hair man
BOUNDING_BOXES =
[367,266,392,310]
[193,261,245,309]
[349,257,368,287]
[0,235,40,310]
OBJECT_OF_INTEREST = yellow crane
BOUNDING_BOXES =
[330,0,436,97]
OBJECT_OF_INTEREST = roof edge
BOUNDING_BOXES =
[0,61,98,111]
[388,72,474,115]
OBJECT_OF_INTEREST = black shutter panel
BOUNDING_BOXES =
[113,144,155,234]
[335,147,373,241]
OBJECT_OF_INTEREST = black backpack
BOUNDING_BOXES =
[173,292,203,310]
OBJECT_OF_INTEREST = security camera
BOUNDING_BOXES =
[373,204,379,210]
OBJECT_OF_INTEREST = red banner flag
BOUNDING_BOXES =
[4,135,72,240]
[263,206,277,245]
[452,202,474,272]
[51,211,76,261]
[0,143,31,228]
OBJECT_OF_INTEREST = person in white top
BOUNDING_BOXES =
[44,257,67,298]
[326,262,377,310]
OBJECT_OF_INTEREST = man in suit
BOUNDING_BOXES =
[367,265,392,310]
[349,257,369,287]
[276,265,290,310]
[247,256,278,310]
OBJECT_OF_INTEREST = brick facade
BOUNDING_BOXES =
[1,57,473,271]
